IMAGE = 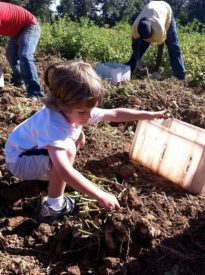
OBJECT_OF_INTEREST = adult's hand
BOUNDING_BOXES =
[151,71,161,80]
[136,59,147,70]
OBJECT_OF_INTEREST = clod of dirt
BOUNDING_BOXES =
[118,164,136,178]
[33,223,52,244]
[98,257,123,275]
[7,216,25,228]
[66,265,81,275]
[123,257,141,275]
[104,224,117,250]
[25,235,36,247]
[37,223,52,235]
[55,223,73,255]
[136,220,161,239]
[126,187,143,209]
[103,257,121,268]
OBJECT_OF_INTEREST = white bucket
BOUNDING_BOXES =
[96,63,131,84]
[0,64,4,88]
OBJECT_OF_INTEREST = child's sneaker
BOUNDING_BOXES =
[37,196,75,223]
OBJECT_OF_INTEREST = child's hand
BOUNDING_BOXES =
[152,110,171,120]
[98,192,120,210]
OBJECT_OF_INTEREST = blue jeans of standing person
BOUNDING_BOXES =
[6,22,44,97]
[166,16,185,80]
[126,16,185,80]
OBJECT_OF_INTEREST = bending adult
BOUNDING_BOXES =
[126,1,185,80]
[0,2,43,98]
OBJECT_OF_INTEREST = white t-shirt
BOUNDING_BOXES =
[132,1,172,45]
[5,106,105,163]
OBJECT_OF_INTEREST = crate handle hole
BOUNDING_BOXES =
[161,145,167,160]
[185,156,192,173]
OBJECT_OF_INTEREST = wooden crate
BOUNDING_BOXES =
[129,118,205,194]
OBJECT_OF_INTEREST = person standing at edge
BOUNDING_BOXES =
[126,1,185,80]
[0,2,44,99]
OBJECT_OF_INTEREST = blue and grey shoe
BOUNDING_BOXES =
[37,196,75,224]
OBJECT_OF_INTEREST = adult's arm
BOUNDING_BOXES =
[152,43,164,72]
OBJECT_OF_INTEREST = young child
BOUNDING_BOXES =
[5,60,168,223]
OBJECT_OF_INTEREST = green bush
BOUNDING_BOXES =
[0,37,7,47]
[39,17,131,62]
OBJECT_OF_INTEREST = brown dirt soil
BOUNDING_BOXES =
[0,54,205,274]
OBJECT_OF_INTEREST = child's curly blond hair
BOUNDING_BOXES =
[42,60,105,111]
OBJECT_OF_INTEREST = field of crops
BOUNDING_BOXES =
[38,18,205,87]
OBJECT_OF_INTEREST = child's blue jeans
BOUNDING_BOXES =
[6,22,44,97]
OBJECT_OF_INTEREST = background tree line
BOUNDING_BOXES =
[1,0,205,26]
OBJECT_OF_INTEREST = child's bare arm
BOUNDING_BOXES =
[102,108,169,122]
[47,145,120,210]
